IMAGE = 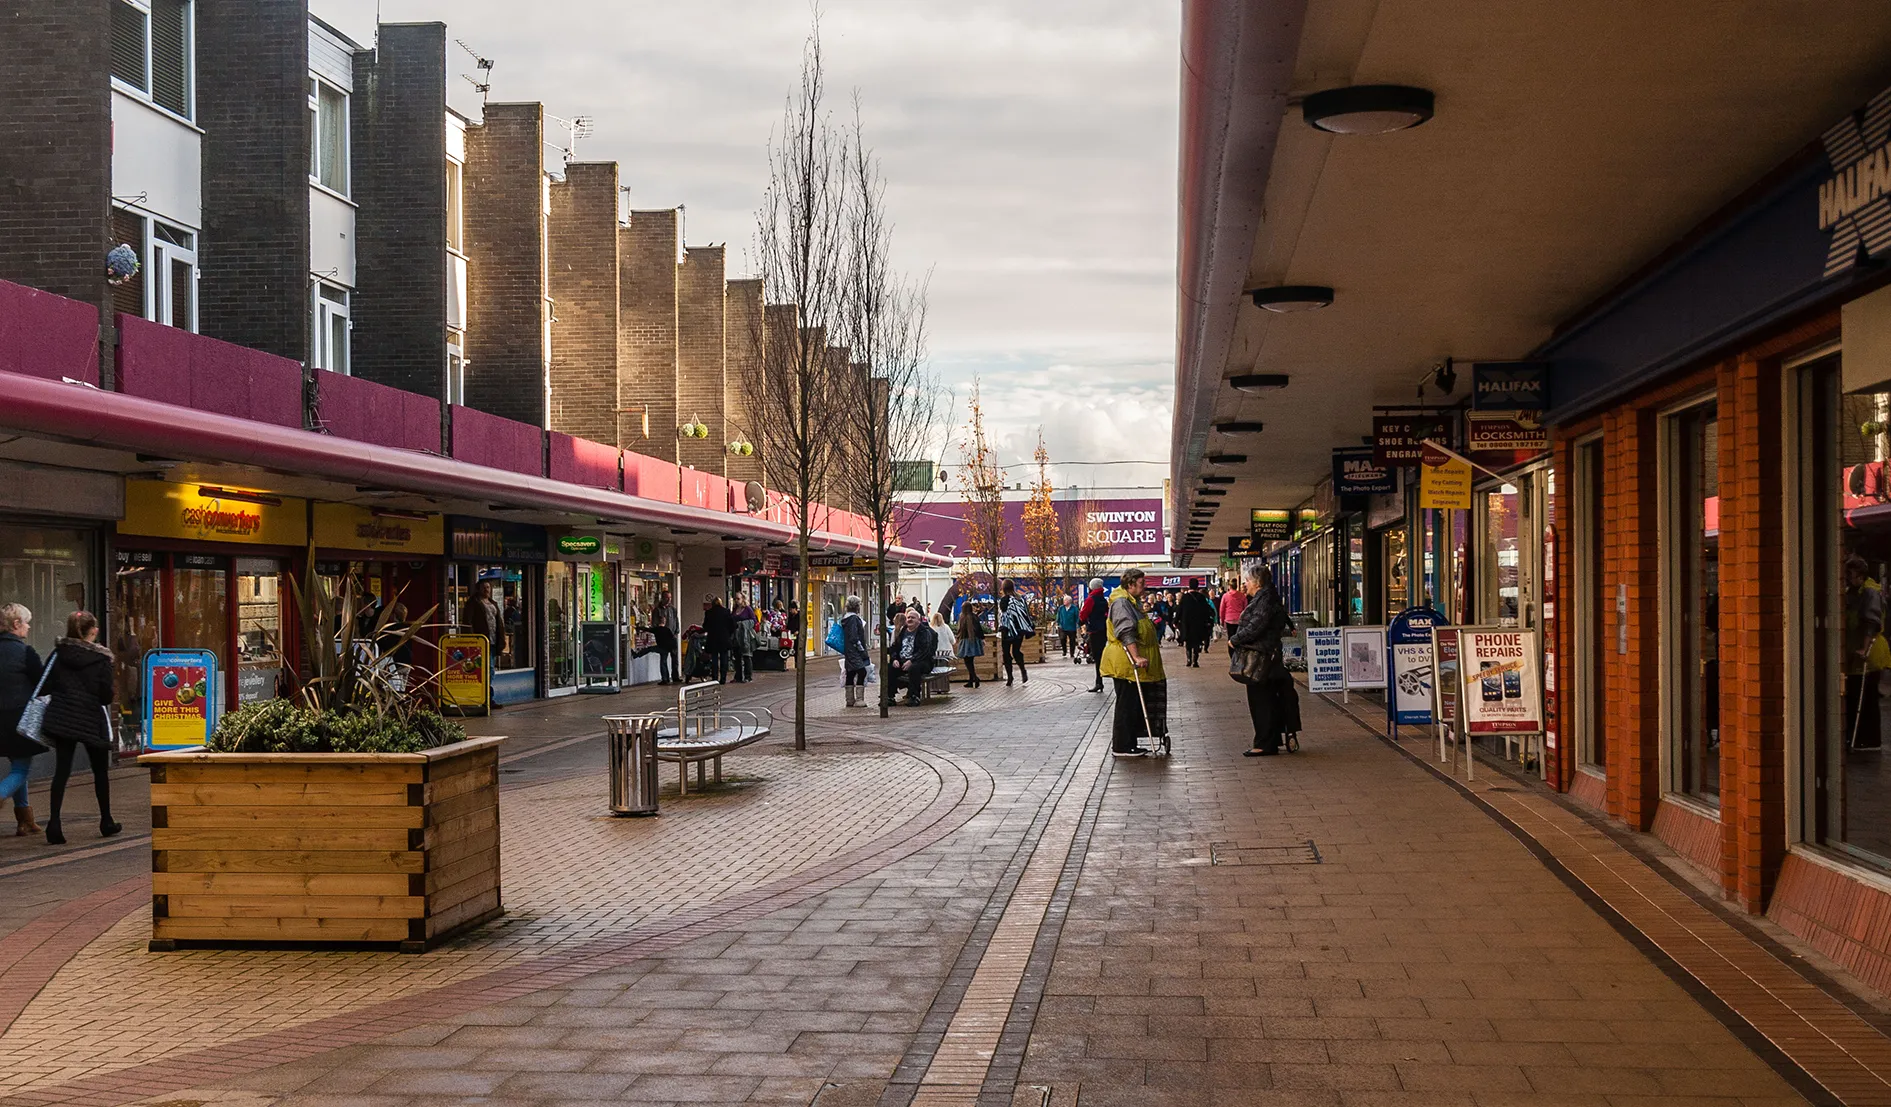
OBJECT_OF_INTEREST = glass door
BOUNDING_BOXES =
[233,557,285,706]
[111,551,163,744]
[172,554,230,711]
[545,560,576,694]
[577,562,619,692]
[1668,401,1721,806]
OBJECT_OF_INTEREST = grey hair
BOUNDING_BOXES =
[0,603,29,630]
[1121,568,1146,586]
[844,595,861,613]
[1087,577,1104,591]
[1246,564,1273,588]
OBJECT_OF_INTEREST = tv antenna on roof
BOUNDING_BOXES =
[547,114,594,165]
[456,39,494,106]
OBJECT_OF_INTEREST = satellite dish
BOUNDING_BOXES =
[745,481,767,513]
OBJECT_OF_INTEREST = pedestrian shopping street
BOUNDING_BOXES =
[1,661,1888,1106]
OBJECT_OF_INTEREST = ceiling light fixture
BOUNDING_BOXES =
[1213,421,1265,435]
[1248,286,1333,313]
[1201,475,1236,485]
[1197,489,1228,497]
[1302,84,1434,135]
[197,486,281,506]
[1229,373,1291,393]
[1204,453,1247,465]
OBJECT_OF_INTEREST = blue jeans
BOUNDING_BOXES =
[1,756,30,809]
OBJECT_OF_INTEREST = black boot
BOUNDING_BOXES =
[45,820,64,845]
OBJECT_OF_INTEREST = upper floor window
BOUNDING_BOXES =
[309,78,349,196]
[312,282,350,375]
[112,206,196,331]
[112,0,193,121]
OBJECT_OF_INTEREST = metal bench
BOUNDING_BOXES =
[650,681,772,794]
[921,662,957,701]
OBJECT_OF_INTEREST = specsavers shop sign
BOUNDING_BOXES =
[121,481,308,546]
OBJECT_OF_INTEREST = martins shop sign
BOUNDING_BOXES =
[1821,86,1891,278]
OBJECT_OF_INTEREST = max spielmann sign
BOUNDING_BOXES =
[1331,447,1396,496]
[1821,85,1891,278]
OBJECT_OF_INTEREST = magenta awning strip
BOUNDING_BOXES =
[0,371,949,567]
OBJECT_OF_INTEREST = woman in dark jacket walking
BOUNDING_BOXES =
[839,596,871,707]
[1229,566,1292,756]
[0,603,46,835]
[40,610,120,844]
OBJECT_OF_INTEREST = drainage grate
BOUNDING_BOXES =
[1209,839,1321,866]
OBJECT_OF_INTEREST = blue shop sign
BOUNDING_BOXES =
[1332,447,1396,495]
[1471,362,1550,411]
[1387,606,1447,728]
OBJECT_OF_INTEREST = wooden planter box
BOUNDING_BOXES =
[141,737,503,953]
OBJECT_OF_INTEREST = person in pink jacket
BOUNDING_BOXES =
[1219,583,1248,655]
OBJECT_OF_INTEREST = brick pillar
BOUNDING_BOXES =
[547,162,620,444]
[0,0,112,376]
[197,0,312,361]
[351,23,448,401]
[1718,355,1786,910]
[724,279,767,486]
[464,102,548,427]
[620,210,679,462]
[677,246,728,474]
[1607,405,1662,830]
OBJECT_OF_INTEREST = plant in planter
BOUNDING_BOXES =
[143,549,502,952]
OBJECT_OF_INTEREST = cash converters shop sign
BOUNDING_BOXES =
[122,481,308,546]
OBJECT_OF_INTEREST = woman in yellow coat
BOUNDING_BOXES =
[1099,568,1165,758]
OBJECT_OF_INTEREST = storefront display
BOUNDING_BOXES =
[0,520,101,657]
[1669,400,1721,807]
[448,517,546,704]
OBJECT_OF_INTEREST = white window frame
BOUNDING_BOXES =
[312,281,351,375]
[111,0,194,123]
[446,331,467,407]
[309,76,350,199]
[149,220,197,332]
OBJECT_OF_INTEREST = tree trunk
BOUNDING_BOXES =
[795,527,809,750]
[876,524,890,718]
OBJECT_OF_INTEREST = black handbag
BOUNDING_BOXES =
[1230,645,1266,684]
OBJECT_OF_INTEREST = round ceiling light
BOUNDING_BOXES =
[1205,452,1247,465]
[1249,286,1332,313]
[1302,84,1434,135]
[1213,420,1265,434]
[1201,475,1236,485]
[1229,374,1290,393]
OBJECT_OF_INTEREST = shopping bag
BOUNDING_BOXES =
[15,654,55,747]
[824,620,845,653]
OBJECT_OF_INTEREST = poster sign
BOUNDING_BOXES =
[142,649,218,750]
[1388,607,1447,727]
[1332,447,1396,496]
[122,481,308,546]
[1419,440,1474,510]
[1374,415,1452,466]
[1227,535,1258,557]
[1471,361,1550,410]
[1250,509,1292,541]
[1542,524,1560,758]
[1306,627,1344,693]
[1466,411,1549,453]
[580,621,617,679]
[439,634,490,713]
[1431,627,1461,726]
[1339,625,1387,689]
[1461,629,1543,735]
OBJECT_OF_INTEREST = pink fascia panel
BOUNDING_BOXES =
[117,315,303,428]
[0,279,100,385]
[450,404,543,476]
[548,432,622,491]
[624,451,681,503]
[316,370,441,453]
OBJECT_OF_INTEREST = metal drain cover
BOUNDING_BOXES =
[1210,839,1321,865]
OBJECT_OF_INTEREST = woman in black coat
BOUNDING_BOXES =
[1177,587,1217,667]
[0,603,46,835]
[40,610,120,844]
[1229,566,1292,756]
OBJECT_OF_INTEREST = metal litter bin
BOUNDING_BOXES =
[606,714,661,816]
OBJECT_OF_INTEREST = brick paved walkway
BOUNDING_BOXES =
[5,662,1891,1104]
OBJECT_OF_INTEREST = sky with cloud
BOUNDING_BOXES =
[314,0,1178,495]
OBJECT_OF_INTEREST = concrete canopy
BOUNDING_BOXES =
[1172,0,1891,557]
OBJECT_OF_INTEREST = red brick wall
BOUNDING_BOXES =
[1604,403,1662,830]
[676,246,727,475]
[1770,853,1891,995]
[620,211,679,463]
[547,162,620,445]
[464,103,549,428]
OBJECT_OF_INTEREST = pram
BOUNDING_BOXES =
[680,624,714,681]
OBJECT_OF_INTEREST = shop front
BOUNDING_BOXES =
[447,516,547,705]
[548,530,625,695]
[112,480,309,743]
[310,503,445,694]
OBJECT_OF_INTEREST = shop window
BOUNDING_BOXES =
[1346,518,1366,625]
[234,557,285,706]
[172,554,229,708]
[1479,484,1524,627]
[110,552,162,742]
[0,525,96,658]
[451,564,533,671]
[1666,401,1720,806]
[1574,436,1607,769]
[546,561,575,691]
[1794,356,1891,868]
[1384,528,1408,615]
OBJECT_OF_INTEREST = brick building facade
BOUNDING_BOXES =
[547,162,620,446]
[463,103,548,429]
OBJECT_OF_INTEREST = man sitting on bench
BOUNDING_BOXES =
[888,608,937,706]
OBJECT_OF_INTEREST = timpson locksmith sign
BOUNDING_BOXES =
[121,481,308,546]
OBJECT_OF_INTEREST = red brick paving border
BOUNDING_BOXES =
[0,734,995,1107]
[0,877,147,1040]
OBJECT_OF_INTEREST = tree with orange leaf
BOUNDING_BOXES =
[1020,431,1060,617]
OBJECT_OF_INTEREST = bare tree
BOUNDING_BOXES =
[748,23,850,749]
[957,379,1009,601]
[836,98,945,717]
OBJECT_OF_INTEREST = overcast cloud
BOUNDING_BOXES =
[314,0,1177,493]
